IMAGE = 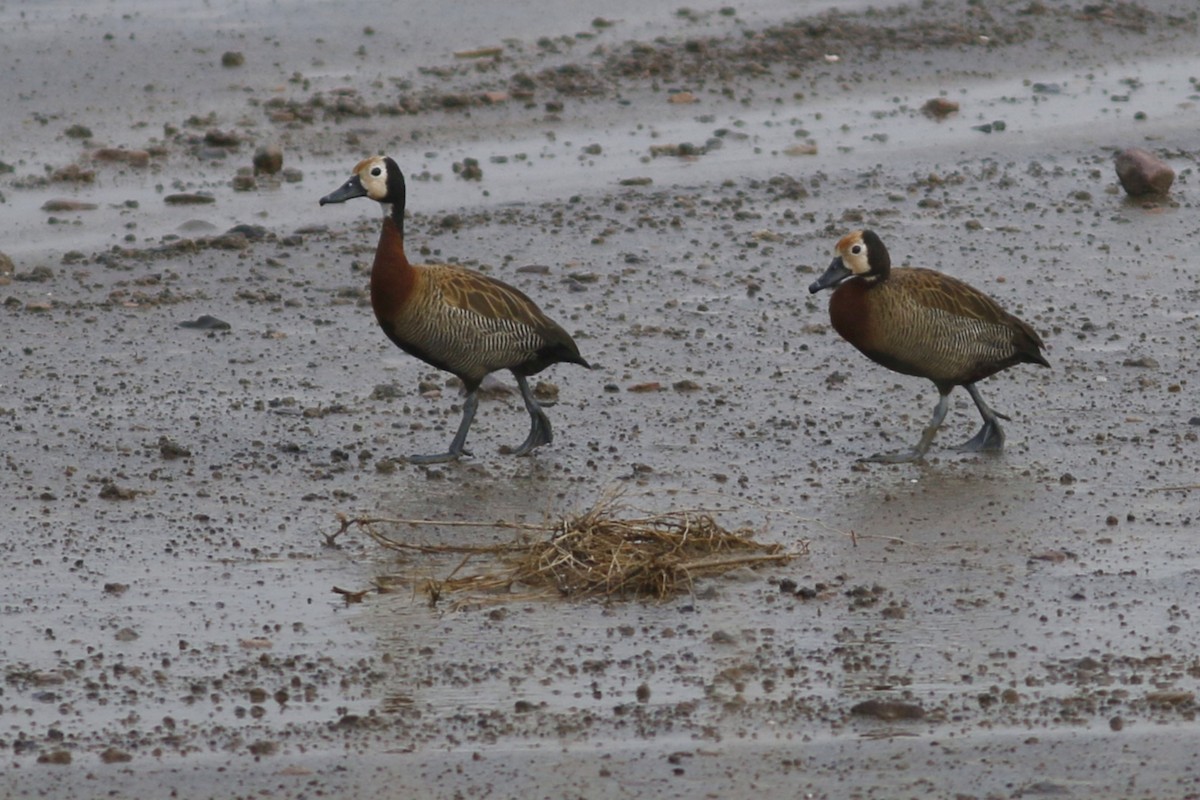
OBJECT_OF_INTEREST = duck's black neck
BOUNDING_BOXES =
[861,229,891,280]
[383,157,408,239]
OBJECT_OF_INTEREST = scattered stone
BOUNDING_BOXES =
[1146,690,1195,707]
[453,158,482,180]
[32,671,66,685]
[221,51,245,67]
[668,90,697,104]
[921,97,959,118]
[1123,356,1159,368]
[100,748,133,764]
[179,219,218,233]
[229,224,269,241]
[37,750,72,765]
[15,265,54,283]
[784,142,818,156]
[165,193,216,205]
[454,46,503,59]
[114,627,139,642]
[532,381,560,402]
[92,147,151,167]
[253,144,284,175]
[371,383,404,401]
[247,740,278,757]
[850,699,925,721]
[440,93,472,109]
[204,128,241,148]
[64,124,93,139]
[232,173,257,191]
[51,163,96,183]
[159,436,193,459]
[239,637,273,649]
[650,142,705,158]
[41,199,98,212]
[1114,147,1174,196]
[179,314,231,330]
[99,483,140,501]
[1019,781,1071,796]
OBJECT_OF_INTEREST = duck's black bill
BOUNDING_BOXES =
[808,256,852,293]
[319,175,367,205]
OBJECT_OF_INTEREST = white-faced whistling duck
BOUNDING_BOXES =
[808,229,1049,463]
[320,155,590,463]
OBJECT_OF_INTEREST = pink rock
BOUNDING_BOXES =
[1114,147,1174,196]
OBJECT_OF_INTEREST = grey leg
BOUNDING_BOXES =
[511,374,553,456]
[955,383,1007,453]
[863,391,951,464]
[408,390,478,464]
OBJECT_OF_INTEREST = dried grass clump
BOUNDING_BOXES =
[331,496,806,604]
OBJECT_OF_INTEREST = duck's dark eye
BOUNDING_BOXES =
[371,167,383,176]
[850,244,863,255]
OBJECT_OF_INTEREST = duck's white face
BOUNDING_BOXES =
[320,155,401,208]
[352,156,391,201]
[808,229,891,293]
[835,230,873,276]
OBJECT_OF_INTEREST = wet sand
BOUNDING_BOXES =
[2,1,1199,797]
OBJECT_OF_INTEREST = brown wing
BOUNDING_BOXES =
[390,264,584,385]
[856,269,1047,386]
[893,268,1009,323]
[433,264,558,333]
[894,269,1047,358]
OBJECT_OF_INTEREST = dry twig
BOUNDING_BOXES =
[332,495,807,604]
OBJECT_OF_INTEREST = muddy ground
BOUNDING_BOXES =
[2,0,1200,797]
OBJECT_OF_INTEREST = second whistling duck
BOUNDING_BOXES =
[809,229,1049,463]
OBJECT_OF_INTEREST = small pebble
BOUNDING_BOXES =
[253,144,284,175]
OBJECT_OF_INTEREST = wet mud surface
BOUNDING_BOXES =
[2,1,1200,797]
